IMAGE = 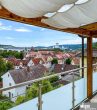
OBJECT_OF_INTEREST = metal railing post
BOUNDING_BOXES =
[38,84,42,110]
[72,72,75,109]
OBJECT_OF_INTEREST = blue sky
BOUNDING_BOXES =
[0,18,83,47]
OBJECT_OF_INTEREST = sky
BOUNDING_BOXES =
[0,18,94,47]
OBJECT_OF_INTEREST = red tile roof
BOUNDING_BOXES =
[6,58,29,66]
[32,58,44,65]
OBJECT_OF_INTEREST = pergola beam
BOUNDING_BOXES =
[0,7,91,37]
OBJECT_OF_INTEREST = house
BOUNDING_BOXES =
[27,58,44,66]
[52,64,79,81]
[6,58,29,69]
[1,64,47,102]
[55,53,73,64]
[25,50,54,59]
[76,49,97,75]
[53,64,78,73]
[71,57,80,66]
[28,57,53,69]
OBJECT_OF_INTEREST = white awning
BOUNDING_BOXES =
[1,0,77,18]
[1,0,96,29]
[42,0,97,29]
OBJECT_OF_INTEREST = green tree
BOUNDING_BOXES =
[0,101,13,110]
[0,57,7,76]
[25,83,38,100]
[18,80,54,104]
[0,57,14,77]
[0,77,2,82]
[15,96,25,105]
[51,58,58,65]
[65,58,72,65]
[49,76,59,84]
[42,80,53,94]
[19,52,24,60]
[0,50,24,59]
[93,42,97,49]
[6,62,14,71]
[53,48,63,52]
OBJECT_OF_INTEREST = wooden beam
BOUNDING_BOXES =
[0,7,91,36]
[81,22,97,31]
[90,31,97,37]
[87,37,93,98]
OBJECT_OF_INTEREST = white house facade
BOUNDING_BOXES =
[1,72,26,102]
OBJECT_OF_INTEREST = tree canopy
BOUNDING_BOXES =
[0,57,14,77]
[51,58,58,65]
[0,50,24,59]
[93,42,97,49]
[0,101,13,110]
[65,58,72,65]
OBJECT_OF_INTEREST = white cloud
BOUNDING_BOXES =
[0,25,12,31]
[15,27,32,32]
[0,23,32,32]
[0,21,12,31]
[5,36,14,40]
[40,28,46,31]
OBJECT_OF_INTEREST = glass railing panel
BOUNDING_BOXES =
[42,83,72,110]
[9,98,38,110]
[75,78,87,106]
[9,83,72,110]
[93,72,97,92]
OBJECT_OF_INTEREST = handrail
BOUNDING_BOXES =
[0,66,88,92]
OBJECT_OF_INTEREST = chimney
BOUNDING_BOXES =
[27,66,30,72]
[19,62,23,69]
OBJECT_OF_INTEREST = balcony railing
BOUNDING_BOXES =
[0,64,97,110]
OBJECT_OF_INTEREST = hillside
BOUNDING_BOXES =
[0,44,15,49]
[0,44,87,50]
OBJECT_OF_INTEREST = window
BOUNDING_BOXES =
[8,92,11,99]
[8,74,9,77]
[12,93,13,98]
[9,83,11,86]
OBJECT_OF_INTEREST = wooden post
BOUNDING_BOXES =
[87,37,93,98]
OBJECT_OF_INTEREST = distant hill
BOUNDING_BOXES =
[35,44,87,50]
[0,44,87,51]
[0,44,15,49]
[59,44,87,50]
[0,44,30,50]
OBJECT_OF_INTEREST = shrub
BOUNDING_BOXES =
[65,58,72,65]
[51,58,58,65]
[15,96,25,105]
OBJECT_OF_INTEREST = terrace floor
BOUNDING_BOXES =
[90,94,97,103]
[78,93,97,110]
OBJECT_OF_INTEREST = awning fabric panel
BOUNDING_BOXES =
[1,0,78,18]
[42,0,97,29]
